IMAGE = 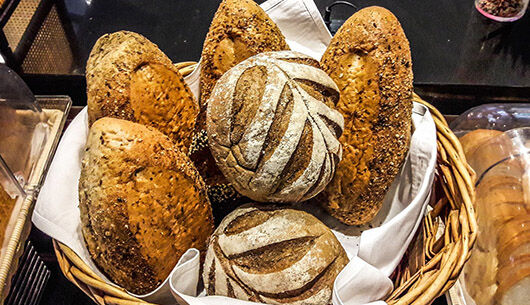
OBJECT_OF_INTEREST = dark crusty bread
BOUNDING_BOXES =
[79,118,213,294]
[203,204,348,304]
[191,0,289,214]
[206,51,343,203]
[319,6,413,225]
[86,31,197,153]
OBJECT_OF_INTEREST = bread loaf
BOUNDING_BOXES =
[460,129,530,305]
[191,0,289,212]
[207,51,343,203]
[79,118,213,294]
[459,129,503,157]
[318,7,413,225]
[203,205,348,304]
[495,254,530,305]
[86,31,197,153]
[199,0,289,105]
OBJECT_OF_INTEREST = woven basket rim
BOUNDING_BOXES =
[53,62,476,305]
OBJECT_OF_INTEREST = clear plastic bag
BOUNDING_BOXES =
[454,104,530,305]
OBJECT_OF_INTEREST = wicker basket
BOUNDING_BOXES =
[53,62,477,305]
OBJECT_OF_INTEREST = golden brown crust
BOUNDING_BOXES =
[459,129,503,158]
[86,31,197,153]
[199,0,289,105]
[191,0,289,211]
[319,6,413,225]
[79,118,213,294]
[130,62,198,154]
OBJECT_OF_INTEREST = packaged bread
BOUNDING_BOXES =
[318,6,413,225]
[86,31,197,153]
[203,204,348,305]
[206,51,343,203]
[190,0,289,214]
[0,185,17,246]
[79,118,213,294]
[460,128,530,305]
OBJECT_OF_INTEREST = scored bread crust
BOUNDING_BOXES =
[206,51,343,203]
[79,118,213,294]
[86,31,197,153]
[191,0,289,214]
[203,205,348,304]
[319,6,413,225]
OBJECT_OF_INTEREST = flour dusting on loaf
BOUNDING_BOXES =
[191,0,290,212]
[207,51,344,203]
[203,205,348,304]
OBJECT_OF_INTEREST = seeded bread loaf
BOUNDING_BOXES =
[86,31,197,153]
[203,205,348,304]
[79,118,213,294]
[191,0,289,213]
[319,6,413,225]
[199,0,289,105]
[207,51,343,203]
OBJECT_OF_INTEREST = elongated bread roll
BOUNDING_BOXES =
[199,0,289,105]
[86,31,197,153]
[319,7,413,225]
[79,118,213,294]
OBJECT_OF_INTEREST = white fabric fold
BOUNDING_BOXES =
[33,1,437,305]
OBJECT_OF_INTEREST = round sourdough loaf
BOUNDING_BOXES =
[203,205,348,305]
[79,118,213,294]
[206,51,344,203]
[192,0,289,213]
[319,7,413,225]
[86,31,197,153]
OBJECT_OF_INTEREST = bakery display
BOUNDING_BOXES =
[318,6,413,225]
[206,51,343,203]
[191,0,289,211]
[203,204,348,304]
[42,2,471,304]
[79,117,213,294]
[86,31,197,153]
[460,129,530,305]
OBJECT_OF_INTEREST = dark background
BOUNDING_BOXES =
[5,0,528,113]
[1,0,526,304]
[59,0,529,87]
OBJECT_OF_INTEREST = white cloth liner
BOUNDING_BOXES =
[33,1,437,304]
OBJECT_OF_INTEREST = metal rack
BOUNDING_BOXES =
[0,0,79,74]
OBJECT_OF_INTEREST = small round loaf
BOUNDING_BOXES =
[86,31,197,153]
[203,205,349,305]
[319,6,413,225]
[207,51,344,203]
[79,118,213,294]
[192,0,289,212]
